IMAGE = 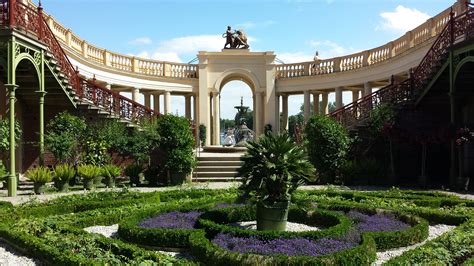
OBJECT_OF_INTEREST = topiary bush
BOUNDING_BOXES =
[304,115,350,184]
[156,115,196,184]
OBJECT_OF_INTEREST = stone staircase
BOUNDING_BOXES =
[193,153,243,182]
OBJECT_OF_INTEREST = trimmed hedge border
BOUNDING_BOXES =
[117,199,234,248]
[317,202,429,250]
[0,222,182,265]
[384,218,474,265]
[196,205,352,240]
[189,230,377,266]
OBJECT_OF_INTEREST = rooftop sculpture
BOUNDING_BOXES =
[223,26,250,49]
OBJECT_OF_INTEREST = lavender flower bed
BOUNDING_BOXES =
[139,211,203,229]
[212,233,357,257]
[347,211,409,232]
[138,204,243,230]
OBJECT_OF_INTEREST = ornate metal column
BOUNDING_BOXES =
[5,84,18,197]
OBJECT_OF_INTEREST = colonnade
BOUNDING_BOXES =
[279,82,375,130]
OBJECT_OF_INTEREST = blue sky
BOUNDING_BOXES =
[42,0,454,118]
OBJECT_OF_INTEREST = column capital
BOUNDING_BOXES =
[35,90,48,96]
[4,84,19,91]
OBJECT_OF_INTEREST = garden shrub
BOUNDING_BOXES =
[45,112,86,163]
[304,115,350,184]
[156,115,196,179]
[340,158,387,185]
[0,118,22,153]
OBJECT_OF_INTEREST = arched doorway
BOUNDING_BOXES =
[219,80,253,145]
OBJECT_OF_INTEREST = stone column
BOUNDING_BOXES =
[321,92,329,115]
[212,91,220,145]
[363,82,372,97]
[144,93,151,108]
[335,87,343,109]
[132,88,140,103]
[185,95,192,120]
[255,91,263,136]
[304,91,311,122]
[352,90,360,103]
[313,92,320,115]
[153,94,160,113]
[164,91,171,114]
[193,94,199,124]
[281,94,288,131]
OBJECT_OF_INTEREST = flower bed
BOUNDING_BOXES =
[0,188,472,264]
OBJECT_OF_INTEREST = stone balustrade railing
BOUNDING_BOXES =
[44,14,198,79]
[276,2,462,79]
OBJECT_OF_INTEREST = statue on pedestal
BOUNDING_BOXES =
[234,97,254,147]
[223,26,250,49]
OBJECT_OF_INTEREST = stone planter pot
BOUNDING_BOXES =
[94,176,103,186]
[104,177,115,188]
[33,182,46,195]
[83,178,95,190]
[54,180,69,192]
[256,201,290,231]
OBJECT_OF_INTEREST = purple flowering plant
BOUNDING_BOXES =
[139,211,203,229]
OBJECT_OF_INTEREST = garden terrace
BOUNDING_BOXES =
[0,187,472,265]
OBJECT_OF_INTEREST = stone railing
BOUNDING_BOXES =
[43,13,198,79]
[276,2,463,79]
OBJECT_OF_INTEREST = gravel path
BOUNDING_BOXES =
[373,224,455,265]
[83,224,119,238]
[0,241,39,266]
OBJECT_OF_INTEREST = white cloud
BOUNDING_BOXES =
[134,34,257,63]
[378,5,430,33]
[309,40,356,59]
[129,37,152,45]
[277,52,313,63]
[236,20,276,30]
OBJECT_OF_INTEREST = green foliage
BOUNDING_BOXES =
[77,165,101,180]
[369,103,395,136]
[101,164,121,179]
[81,138,110,166]
[0,160,7,181]
[52,164,75,182]
[304,115,351,184]
[25,166,53,183]
[157,115,196,175]
[385,218,474,265]
[198,124,206,147]
[238,133,315,204]
[45,112,86,163]
[143,166,163,185]
[0,118,22,152]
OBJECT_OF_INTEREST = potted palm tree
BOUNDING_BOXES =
[77,165,101,190]
[101,164,121,188]
[53,164,75,192]
[26,166,53,195]
[124,164,143,186]
[238,133,315,231]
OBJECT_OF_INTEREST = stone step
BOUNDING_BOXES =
[193,171,238,178]
[197,161,242,167]
[195,166,240,172]
[197,156,242,162]
[192,177,242,182]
